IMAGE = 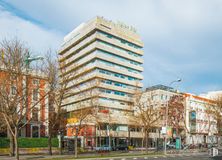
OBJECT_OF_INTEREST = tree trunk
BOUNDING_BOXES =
[48,134,52,155]
[14,127,19,160]
[59,143,62,155]
[74,134,78,158]
[145,131,148,153]
[98,125,101,147]
[59,134,62,155]
[141,129,144,153]
[8,129,15,157]
[128,126,130,146]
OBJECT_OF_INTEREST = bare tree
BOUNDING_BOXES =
[70,79,102,158]
[168,95,187,139]
[42,51,75,155]
[132,89,162,153]
[0,38,48,160]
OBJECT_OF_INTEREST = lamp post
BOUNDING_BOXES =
[24,52,44,136]
[24,52,44,68]
[164,78,182,154]
[75,125,79,158]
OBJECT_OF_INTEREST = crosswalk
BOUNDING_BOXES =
[157,153,205,159]
[104,152,210,160]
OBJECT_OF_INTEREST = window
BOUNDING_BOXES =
[11,86,17,95]
[107,35,112,38]
[11,74,17,80]
[33,89,38,101]
[87,140,92,146]
[106,90,111,94]
[32,108,38,121]
[161,94,164,100]
[32,126,39,138]
[33,79,39,85]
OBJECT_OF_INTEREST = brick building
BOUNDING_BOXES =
[0,68,48,138]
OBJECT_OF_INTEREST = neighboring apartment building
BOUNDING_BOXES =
[144,85,218,146]
[59,16,144,148]
[184,93,217,145]
[143,85,182,145]
[0,68,48,138]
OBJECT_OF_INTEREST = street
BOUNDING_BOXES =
[93,153,222,160]
[1,152,222,160]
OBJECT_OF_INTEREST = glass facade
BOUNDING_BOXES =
[98,69,139,81]
[60,17,143,114]
[97,31,142,49]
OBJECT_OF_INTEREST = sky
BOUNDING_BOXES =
[0,0,221,95]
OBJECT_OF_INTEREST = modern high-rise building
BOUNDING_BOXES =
[59,16,143,117]
[59,16,144,148]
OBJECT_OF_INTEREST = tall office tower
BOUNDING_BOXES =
[59,16,143,127]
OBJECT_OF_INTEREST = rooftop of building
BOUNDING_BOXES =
[61,16,143,48]
[145,84,176,92]
[199,90,222,99]
[183,93,215,103]
[0,65,47,80]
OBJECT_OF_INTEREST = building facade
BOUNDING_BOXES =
[59,16,144,148]
[184,93,217,145]
[144,85,218,146]
[0,68,48,138]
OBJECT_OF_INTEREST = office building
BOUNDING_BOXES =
[59,16,144,148]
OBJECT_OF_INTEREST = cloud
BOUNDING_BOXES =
[0,6,64,54]
[1,0,222,94]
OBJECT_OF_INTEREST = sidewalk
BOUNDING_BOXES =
[0,150,209,160]
[0,151,162,160]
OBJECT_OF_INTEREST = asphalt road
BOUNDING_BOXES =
[98,153,222,160]
[1,151,222,160]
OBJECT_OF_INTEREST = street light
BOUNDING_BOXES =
[24,52,44,137]
[164,78,182,154]
[25,52,44,68]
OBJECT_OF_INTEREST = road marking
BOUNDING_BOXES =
[154,157,158,159]
[133,158,137,160]
[168,155,175,157]
[144,157,148,159]
[121,159,126,160]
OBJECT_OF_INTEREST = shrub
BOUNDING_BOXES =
[0,138,10,148]
[0,137,58,148]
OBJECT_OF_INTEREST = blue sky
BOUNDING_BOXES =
[0,0,221,95]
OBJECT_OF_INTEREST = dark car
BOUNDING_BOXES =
[114,144,128,151]
[166,142,176,149]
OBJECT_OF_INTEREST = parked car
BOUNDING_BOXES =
[166,142,176,149]
[113,144,128,151]
[95,145,112,152]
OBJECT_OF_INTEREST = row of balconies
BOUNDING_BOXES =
[61,41,143,75]
[64,98,132,113]
[64,64,143,89]
[63,88,133,109]
[62,52,143,81]
[60,33,143,66]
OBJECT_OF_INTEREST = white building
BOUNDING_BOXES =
[59,16,144,148]
[144,85,218,145]
[184,93,217,145]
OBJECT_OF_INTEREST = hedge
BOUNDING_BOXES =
[0,138,58,148]
[0,138,10,148]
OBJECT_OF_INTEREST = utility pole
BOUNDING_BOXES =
[24,52,43,137]
[164,78,182,155]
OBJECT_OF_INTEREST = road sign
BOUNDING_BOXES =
[161,127,166,135]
